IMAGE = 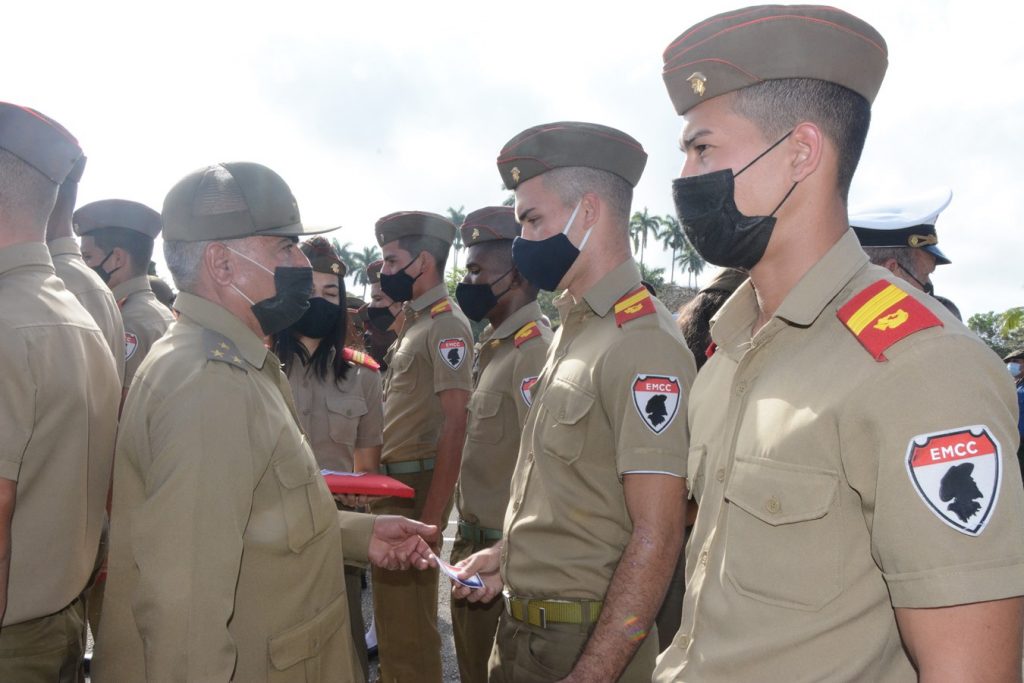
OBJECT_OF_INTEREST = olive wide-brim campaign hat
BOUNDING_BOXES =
[662,5,888,115]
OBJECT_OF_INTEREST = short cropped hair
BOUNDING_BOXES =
[89,227,154,276]
[164,239,211,294]
[0,149,58,229]
[396,234,450,274]
[862,245,915,273]
[731,78,871,200]
[542,166,633,227]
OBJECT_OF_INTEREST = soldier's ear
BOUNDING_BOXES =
[205,242,235,286]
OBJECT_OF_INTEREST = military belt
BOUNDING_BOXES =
[457,520,503,545]
[503,592,603,629]
[379,458,435,475]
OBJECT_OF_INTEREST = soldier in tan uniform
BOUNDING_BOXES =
[273,236,384,681]
[76,198,175,396]
[0,103,120,682]
[369,211,472,682]
[91,161,438,682]
[45,155,126,384]
[453,122,696,682]
[654,7,1024,680]
[449,206,552,682]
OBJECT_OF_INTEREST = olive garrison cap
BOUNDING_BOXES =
[496,121,647,190]
[162,162,331,242]
[366,259,383,284]
[460,206,520,247]
[850,187,952,265]
[374,211,456,247]
[662,5,888,115]
[300,236,347,277]
[74,199,163,239]
[0,102,83,184]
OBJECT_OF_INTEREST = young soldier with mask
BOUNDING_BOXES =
[655,6,1024,680]
[92,162,438,682]
[272,236,383,681]
[362,258,402,370]
[452,122,696,682]
[370,211,472,683]
[76,199,175,398]
[450,206,552,682]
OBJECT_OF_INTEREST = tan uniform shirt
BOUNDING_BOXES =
[501,260,696,599]
[0,242,120,626]
[112,275,174,390]
[48,236,126,385]
[655,231,1024,682]
[288,351,384,472]
[382,283,473,463]
[458,302,551,530]
[93,292,376,683]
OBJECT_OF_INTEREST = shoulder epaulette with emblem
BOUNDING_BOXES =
[837,279,942,362]
[203,329,248,371]
[430,298,452,318]
[613,286,656,327]
[513,321,542,348]
[343,347,380,371]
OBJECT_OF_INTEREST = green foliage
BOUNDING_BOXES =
[346,244,381,299]
[640,263,666,289]
[967,308,1024,358]
[628,207,663,269]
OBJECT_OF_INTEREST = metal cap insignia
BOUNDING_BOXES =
[688,72,707,97]
[511,167,521,184]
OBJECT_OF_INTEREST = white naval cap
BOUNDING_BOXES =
[850,187,953,265]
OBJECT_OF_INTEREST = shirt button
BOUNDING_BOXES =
[765,496,781,514]
[527,450,534,463]
[735,381,747,395]
[678,634,690,648]
[715,468,725,483]
[511,499,521,512]
[700,551,708,566]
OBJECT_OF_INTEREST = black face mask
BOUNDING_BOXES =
[379,258,421,302]
[91,250,119,284]
[671,131,797,270]
[511,201,587,292]
[293,296,341,339]
[366,305,397,333]
[228,247,313,336]
[455,268,514,322]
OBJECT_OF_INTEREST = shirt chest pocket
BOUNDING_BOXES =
[326,395,367,447]
[386,352,417,395]
[466,390,504,445]
[723,456,841,611]
[272,452,336,553]
[538,379,594,466]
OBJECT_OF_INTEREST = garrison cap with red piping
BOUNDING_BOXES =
[0,102,83,184]
[460,206,520,246]
[375,211,456,247]
[74,199,163,239]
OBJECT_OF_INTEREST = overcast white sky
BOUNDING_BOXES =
[6,0,1021,318]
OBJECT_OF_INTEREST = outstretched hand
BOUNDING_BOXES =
[368,515,438,571]
[449,542,504,603]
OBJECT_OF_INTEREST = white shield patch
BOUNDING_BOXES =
[520,376,539,407]
[124,332,139,360]
[905,425,1002,536]
[438,338,467,370]
[632,374,681,434]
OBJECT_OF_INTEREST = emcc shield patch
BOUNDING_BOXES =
[438,338,467,370]
[632,375,681,434]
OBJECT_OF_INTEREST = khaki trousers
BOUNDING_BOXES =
[450,535,503,683]
[0,596,86,683]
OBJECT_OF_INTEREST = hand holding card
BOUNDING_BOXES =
[432,552,484,589]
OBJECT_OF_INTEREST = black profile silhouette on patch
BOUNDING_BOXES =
[939,462,983,523]
[447,348,461,367]
[645,394,668,427]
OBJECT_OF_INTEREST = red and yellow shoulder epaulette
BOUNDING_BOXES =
[343,347,380,371]
[430,298,452,318]
[513,321,542,348]
[837,279,942,362]
[613,286,656,327]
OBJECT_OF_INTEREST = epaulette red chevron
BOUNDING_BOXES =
[513,321,542,347]
[613,286,656,327]
[343,347,380,371]
[430,299,452,317]
[837,279,942,361]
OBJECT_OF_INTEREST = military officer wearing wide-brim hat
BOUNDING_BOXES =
[657,5,1024,681]
[75,198,176,395]
[452,122,696,682]
[0,102,121,682]
[370,210,473,683]
[449,206,552,683]
[851,187,953,295]
[91,161,437,683]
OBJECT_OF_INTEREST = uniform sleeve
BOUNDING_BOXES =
[355,369,384,449]
[338,510,375,568]
[841,333,1024,608]
[129,365,255,681]
[511,339,550,428]
[599,326,696,476]
[428,315,474,394]
[0,327,34,482]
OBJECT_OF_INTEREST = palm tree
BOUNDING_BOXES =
[349,245,382,299]
[446,206,466,272]
[659,214,686,284]
[628,208,663,270]
[675,239,707,288]
[639,263,666,290]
